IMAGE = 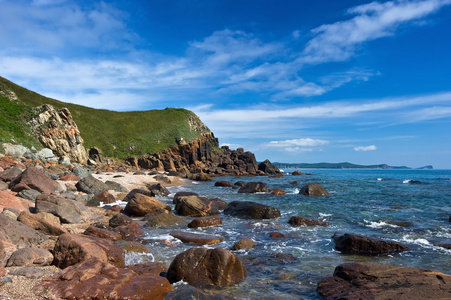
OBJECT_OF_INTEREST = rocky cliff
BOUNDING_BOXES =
[28,105,88,164]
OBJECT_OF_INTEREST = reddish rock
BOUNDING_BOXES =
[270,188,286,195]
[299,183,330,196]
[270,232,288,239]
[124,193,168,217]
[170,231,224,246]
[17,211,68,236]
[53,233,125,269]
[143,208,185,227]
[113,225,145,241]
[289,181,300,185]
[37,257,173,300]
[238,182,269,193]
[231,238,257,250]
[288,216,330,226]
[58,174,81,181]
[0,166,23,182]
[109,213,136,228]
[0,190,34,213]
[95,191,116,204]
[214,181,235,187]
[127,261,168,275]
[167,247,247,287]
[0,214,48,251]
[6,247,53,267]
[333,233,408,255]
[9,166,58,194]
[0,156,18,169]
[317,263,451,300]
[147,183,170,197]
[188,216,223,228]
[173,193,210,217]
[291,171,303,175]
[83,224,123,241]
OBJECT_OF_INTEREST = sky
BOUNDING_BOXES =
[1,0,451,168]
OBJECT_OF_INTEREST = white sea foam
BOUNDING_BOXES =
[403,179,411,184]
[99,200,127,208]
[364,219,398,228]
[377,178,383,181]
[289,188,300,194]
[319,213,332,217]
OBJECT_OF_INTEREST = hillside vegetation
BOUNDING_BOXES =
[0,76,209,158]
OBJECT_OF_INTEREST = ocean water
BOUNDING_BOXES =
[137,169,451,299]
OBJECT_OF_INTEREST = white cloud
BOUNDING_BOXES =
[354,145,377,151]
[269,138,330,147]
[300,0,451,64]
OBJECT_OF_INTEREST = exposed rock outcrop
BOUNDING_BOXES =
[28,105,88,164]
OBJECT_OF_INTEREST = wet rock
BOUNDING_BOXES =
[224,201,281,219]
[143,208,185,227]
[109,213,136,228]
[288,216,330,226]
[127,261,168,275]
[9,166,58,194]
[167,247,247,287]
[113,224,144,241]
[299,183,330,196]
[0,214,48,250]
[0,190,34,213]
[37,257,173,300]
[75,176,108,194]
[148,183,170,197]
[234,181,245,187]
[6,247,53,267]
[170,231,224,246]
[17,211,68,236]
[173,193,210,217]
[215,180,235,187]
[95,191,115,204]
[124,193,169,217]
[35,193,82,224]
[231,238,257,250]
[53,233,125,269]
[291,171,303,175]
[238,182,269,193]
[317,262,451,300]
[258,159,280,174]
[332,232,408,255]
[386,220,414,227]
[270,187,286,195]
[165,285,236,300]
[289,181,300,185]
[116,240,150,254]
[270,232,288,239]
[188,216,223,228]
[0,166,23,182]
[83,224,122,241]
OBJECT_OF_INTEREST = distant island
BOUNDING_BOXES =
[272,162,433,170]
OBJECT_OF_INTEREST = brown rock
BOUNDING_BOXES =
[9,166,58,194]
[215,180,235,187]
[289,181,300,185]
[6,247,53,267]
[116,240,150,254]
[113,224,145,241]
[238,182,269,193]
[0,166,23,182]
[143,208,185,227]
[35,193,82,224]
[291,170,303,175]
[147,183,170,197]
[127,261,168,275]
[188,216,223,228]
[333,232,408,255]
[288,216,330,226]
[167,247,247,287]
[83,224,122,241]
[224,201,281,219]
[0,213,48,251]
[17,211,68,236]
[58,174,81,181]
[0,190,34,213]
[270,232,288,239]
[231,238,257,250]
[95,191,116,204]
[317,263,451,300]
[124,193,168,217]
[53,233,125,269]
[0,181,8,190]
[170,231,224,245]
[299,183,330,196]
[109,213,136,228]
[37,257,173,300]
[173,193,210,217]
[270,187,286,195]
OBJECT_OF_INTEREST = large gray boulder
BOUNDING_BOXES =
[35,193,82,224]
[76,176,108,194]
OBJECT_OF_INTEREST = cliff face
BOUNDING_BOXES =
[127,133,261,176]
[28,105,88,164]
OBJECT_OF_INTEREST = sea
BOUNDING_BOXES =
[128,169,451,299]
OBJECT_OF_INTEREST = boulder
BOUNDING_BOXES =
[0,190,34,213]
[332,232,408,255]
[167,247,247,287]
[37,257,173,300]
[116,240,151,254]
[105,180,128,193]
[0,181,7,190]
[88,147,105,164]
[75,176,108,194]
[238,182,269,193]
[53,233,125,269]
[0,214,48,250]
[17,189,41,202]
[165,285,236,300]
[188,216,222,228]
[124,193,169,217]
[231,238,257,250]
[269,232,288,239]
[224,201,281,219]
[95,191,116,204]
[234,181,245,187]
[193,173,213,181]
[0,166,23,182]
[148,183,170,196]
[173,193,210,217]
[170,231,224,246]
[2,143,28,158]
[35,193,82,224]
[72,166,91,178]
[83,224,123,241]
[6,247,53,267]
[288,216,330,226]
[113,225,145,241]
[291,170,303,175]
[270,188,286,195]
[17,211,68,236]
[289,181,300,185]
[9,167,58,194]
[58,156,71,166]
[258,159,280,174]
[109,213,136,228]
[317,263,451,300]
[143,208,185,227]
[58,174,81,181]
[214,181,235,187]
[123,188,154,202]
[299,183,330,196]
[127,261,168,275]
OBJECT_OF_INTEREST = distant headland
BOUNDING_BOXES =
[272,162,433,170]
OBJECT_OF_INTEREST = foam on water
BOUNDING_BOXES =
[364,219,398,228]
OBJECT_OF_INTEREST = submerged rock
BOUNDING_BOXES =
[332,232,408,255]
[299,183,330,196]
[288,216,330,227]
[238,182,269,193]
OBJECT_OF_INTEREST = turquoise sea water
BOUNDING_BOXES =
[139,169,451,299]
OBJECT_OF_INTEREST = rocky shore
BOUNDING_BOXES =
[1,151,451,299]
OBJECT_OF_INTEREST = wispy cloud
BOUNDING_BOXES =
[354,145,377,151]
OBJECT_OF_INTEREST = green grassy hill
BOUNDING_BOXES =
[0,76,209,159]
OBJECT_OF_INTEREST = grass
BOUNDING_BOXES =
[0,76,209,158]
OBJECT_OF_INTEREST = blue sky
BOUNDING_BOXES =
[1,0,451,168]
